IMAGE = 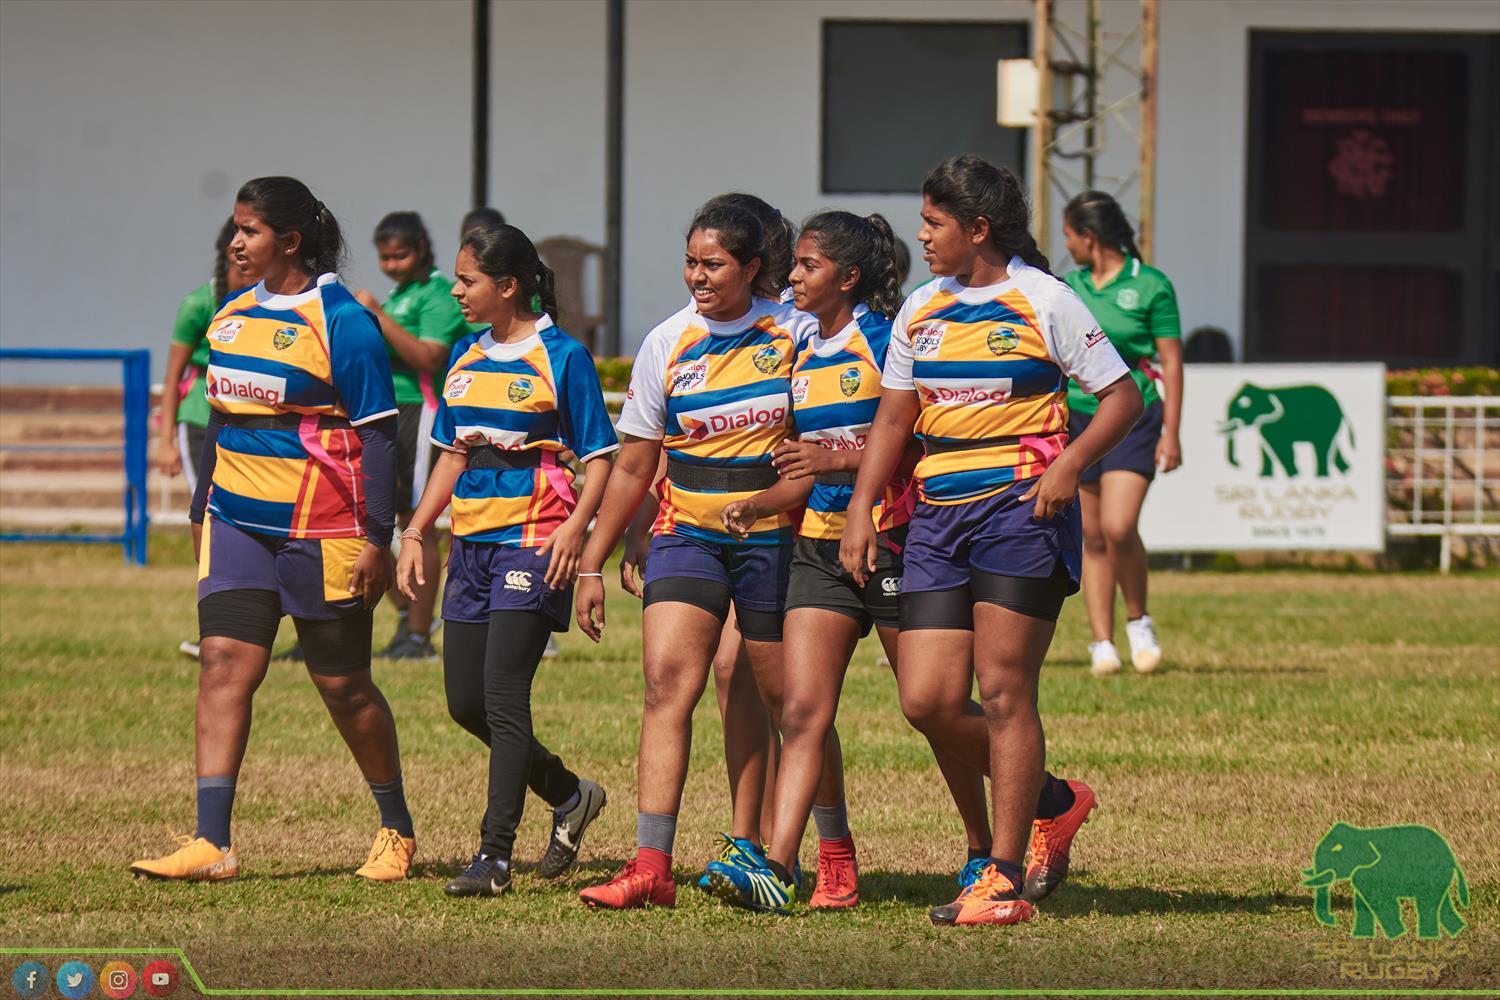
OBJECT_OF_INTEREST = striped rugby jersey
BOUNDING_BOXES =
[432,315,618,546]
[790,305,911,540]
[205,274,397,538]
[882,257,1129,505]
[617,298,817,545]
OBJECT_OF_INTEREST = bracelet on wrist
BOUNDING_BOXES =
[399,527,423,543]
[577,571,604,579]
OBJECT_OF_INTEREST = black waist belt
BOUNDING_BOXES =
[467,446,544,471]
[666,457,779,492]
[223,413,350,431]
[814,471,858,486]
[923,435,1021,455]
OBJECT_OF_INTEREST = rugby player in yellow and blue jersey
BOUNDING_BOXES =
[574,202,817,911]
[131,177,416,884]
[395,224,616,898]
[844,157,1143,927]
[706,211,986,914]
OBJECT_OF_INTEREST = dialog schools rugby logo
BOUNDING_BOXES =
[508,377,534,403]
[206,368,286,407]
[752,345,784,375]
[791,376,811,405]
[209,320,244,343]
[911,322,947,357]
[677,394,789,442]
[670,360,709,394]
[839,367,862,397]
[986,326,1021,356]
[272,326,300,351]
[444,373,474,400]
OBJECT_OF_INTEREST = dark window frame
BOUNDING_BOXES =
[819,18,1030,196]
[1243,30,1499,366]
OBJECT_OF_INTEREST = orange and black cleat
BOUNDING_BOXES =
[1023,778,1097,904]
[929,862,1035,926]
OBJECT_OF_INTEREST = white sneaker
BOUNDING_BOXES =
[1089,640,1122,676]
[1126,615,1162,673]
[178,640,200,660]
[543,635,560,659]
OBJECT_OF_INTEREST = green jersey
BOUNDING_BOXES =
[169,281,218,428]
[1063,257,1180,415]
[382,268,473,406]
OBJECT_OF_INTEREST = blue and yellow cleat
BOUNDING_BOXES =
[704,856,796,915]
[696,833,761,893]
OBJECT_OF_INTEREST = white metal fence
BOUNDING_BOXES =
[1386,395,1500,572]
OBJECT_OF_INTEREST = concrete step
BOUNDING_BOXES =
[0,470,192,510]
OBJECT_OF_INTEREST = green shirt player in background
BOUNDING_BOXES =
[156,218,250,660]
[1061,191,1183,678]
[354,212,477,659]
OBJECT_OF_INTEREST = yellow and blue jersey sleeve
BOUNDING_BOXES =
[325,284,398,426]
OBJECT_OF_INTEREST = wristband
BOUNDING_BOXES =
[577,572,604,578]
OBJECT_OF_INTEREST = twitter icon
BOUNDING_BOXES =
[57,960,94,998]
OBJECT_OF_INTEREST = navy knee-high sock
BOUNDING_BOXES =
[195,776,237,850]
[369,776,415,838]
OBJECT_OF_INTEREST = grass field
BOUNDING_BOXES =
[1,535,1496,997]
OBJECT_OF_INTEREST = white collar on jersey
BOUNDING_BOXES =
[253,272,338,311]
[691,297,778,336]
[808,316,862,358]
[949,256,1029,303]
[478,313,554,360]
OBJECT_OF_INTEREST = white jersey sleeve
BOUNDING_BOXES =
[614,318,677,440]
[880,283,938,391]
[1038,277,1130,395]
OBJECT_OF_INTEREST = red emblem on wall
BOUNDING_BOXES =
[1328,129,1393,199]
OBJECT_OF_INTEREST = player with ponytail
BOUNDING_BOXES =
[842,156,1143,926]
[396,222,616,897]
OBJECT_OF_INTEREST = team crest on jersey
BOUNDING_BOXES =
[507,378,534,403]
[272,327,299,351]
[444,373,474,399]
[670,360,709,394]
[791,376,810,404]
[839,367,862,397]
[209,320,243,343]
[752,345,783,375]
[986,326,1021,356]
[1116,288,1140,310]
[911,322,947,357]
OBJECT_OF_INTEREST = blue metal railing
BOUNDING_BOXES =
[0,348,151,565]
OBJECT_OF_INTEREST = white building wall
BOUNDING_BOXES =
[1,0,1494,375]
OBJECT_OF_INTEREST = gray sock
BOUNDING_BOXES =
[812,801,851,841]
[637,812,677,855]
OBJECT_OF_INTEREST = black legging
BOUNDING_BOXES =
[443,612,580,862]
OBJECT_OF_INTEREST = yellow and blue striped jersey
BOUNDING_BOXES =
[617,299,817,545]
[205,274,397,537]
[790,306,910,540]
[882,258,1129,505]
[433,316,618,546]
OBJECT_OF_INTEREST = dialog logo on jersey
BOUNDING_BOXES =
[676,393,789,442]
[444,373,474,400]
[504,570,532,592]
[839,367,862,397]
[751,345,784,375]
[911,322,947,357]
[209,319,244,343]
[670,360,709,394]
[986,326,1022,356]
[507,377,534,403]
[272,326,300,351]
[791,376,810,404]
[206,367,286,407]
[918,377,1014,407]
[807,429,867,451]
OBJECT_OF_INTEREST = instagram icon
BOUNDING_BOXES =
[101,961,138,999]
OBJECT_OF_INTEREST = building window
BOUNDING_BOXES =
[821,20,1028,195]
[1245,31,1499,365]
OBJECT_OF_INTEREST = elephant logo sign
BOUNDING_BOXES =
[1220,383,1354,478]
[1302,823,1469,940]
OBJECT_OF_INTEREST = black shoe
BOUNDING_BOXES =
[537,779,607,878]
[273,643,303,662]
[444,853,512,897]
[379,616,411,657]
[382,635,438,661]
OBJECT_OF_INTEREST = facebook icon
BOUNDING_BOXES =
[11,961,49,999]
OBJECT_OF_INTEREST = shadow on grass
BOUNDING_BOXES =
[1047,657,1326,676]
[251,856,633,882]
[0,885,21,897]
